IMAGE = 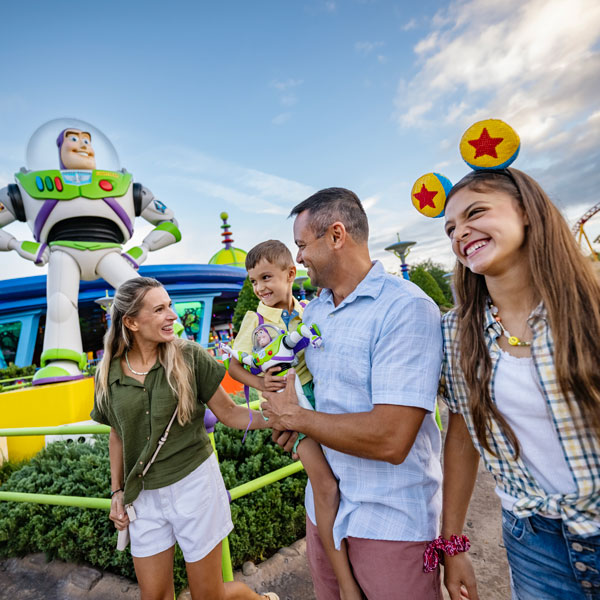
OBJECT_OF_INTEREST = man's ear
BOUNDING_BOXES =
[330,222,347,248]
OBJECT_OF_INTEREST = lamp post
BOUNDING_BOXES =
[385,235,416,281]
[94,292,114,328]
[294,275,308,301]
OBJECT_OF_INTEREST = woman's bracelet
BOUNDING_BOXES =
[110,488,124,498]
[423,534,471,573]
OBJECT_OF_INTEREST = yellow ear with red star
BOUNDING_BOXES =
[459,119,520,170]
[411,172,453,218]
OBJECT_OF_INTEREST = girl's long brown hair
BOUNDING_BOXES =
[448,168,600,457]
[95,277,195,425]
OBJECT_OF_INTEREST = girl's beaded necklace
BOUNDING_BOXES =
[489,303,531,347]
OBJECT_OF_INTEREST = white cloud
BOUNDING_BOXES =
[272,112,292,126]
[394,0,600,208]
[271,79,304,92]
[270,78,303,116]
[354,41,384,55]
[402,18,417,31]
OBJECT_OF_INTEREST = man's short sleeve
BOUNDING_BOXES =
[371,296,442,411]
[192,343,226,404]
[232,311,259,354]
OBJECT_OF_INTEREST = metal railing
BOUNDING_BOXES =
[0,408,305,582]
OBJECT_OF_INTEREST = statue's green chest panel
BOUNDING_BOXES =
[16,170,132,200]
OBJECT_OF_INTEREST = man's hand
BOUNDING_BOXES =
[261,366,287,392]
[272,428,299,455]
[262,370,301,430]
[443,553,479,600]
[109,491,130,531]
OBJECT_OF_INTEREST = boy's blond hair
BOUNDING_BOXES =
[245,240,294,271]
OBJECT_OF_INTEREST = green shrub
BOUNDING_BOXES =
[0,364,37,393]
[409,267,450,307]
[409,260,454,306]
[0,364,36,380]
[0,424,307,591]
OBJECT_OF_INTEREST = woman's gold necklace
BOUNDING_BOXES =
[125,351,152,375]
[489,303,531,347]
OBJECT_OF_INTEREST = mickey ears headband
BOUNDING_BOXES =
[411,119,521,218]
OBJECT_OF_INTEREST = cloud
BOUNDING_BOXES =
[402,18,417,31]
[148,144,314,218]
[393,0,600,208]
[354,41,384,56]
[272,112,292,125]
[270,78,303,118]
[271,79,304,92]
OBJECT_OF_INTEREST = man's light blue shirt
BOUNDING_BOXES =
[302,261,443,547]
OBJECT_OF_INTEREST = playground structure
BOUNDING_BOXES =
[572,201,600,261]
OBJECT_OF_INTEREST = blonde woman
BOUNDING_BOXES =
[92,277,278,600]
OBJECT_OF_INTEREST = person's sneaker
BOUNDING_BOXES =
[262,594,280,600]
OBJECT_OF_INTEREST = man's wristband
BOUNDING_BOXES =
[423,534,471,573]
[110,488,124,498]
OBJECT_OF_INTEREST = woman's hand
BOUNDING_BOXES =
[261,366,287,392]
[443,553,479,600]
[109,491,130,531]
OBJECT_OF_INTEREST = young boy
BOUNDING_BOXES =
[228,240,362,600]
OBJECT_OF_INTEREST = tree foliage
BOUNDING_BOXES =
[409,267,450,307]
[410,260,454,306]
[232,277,259,333]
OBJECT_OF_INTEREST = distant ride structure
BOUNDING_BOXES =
[572,201,600,261]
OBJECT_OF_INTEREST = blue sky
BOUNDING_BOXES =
[2,0,599,280]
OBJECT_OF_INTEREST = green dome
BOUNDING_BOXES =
[208,247,247,268]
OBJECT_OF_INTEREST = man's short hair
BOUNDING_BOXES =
[289,187,369,243]
[245,240,294,271]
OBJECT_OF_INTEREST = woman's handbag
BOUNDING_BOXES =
[116,407,179,551]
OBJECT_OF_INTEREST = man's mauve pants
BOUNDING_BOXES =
[306,516,442,600]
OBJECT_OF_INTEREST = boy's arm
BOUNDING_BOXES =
[228,356,266,391]
[228,357,286,392]
[207,385,270,430]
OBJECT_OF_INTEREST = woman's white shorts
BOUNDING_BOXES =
[129,453,233,562]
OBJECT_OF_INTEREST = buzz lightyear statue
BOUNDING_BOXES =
[0,119,181,385]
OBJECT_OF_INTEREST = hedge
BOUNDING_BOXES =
[0,425,307,592]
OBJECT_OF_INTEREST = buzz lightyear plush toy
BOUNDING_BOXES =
[219,321,322,411]
[0,119,182,384]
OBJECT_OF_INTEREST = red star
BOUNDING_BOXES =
[468,127,503,159]
[414,184,438,210]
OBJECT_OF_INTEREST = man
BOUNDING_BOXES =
[262,187,443,599]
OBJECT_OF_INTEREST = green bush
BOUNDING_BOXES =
[410,267,450,307]
[409,260,454,306]
[0,364,37,393]
[0,424,307,591]
[0,364,36,380]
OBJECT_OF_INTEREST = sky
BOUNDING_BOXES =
[1,0,599,281]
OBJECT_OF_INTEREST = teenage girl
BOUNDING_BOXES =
[439,167,600,600]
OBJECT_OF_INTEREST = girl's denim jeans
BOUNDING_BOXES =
[502,508,600,600]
